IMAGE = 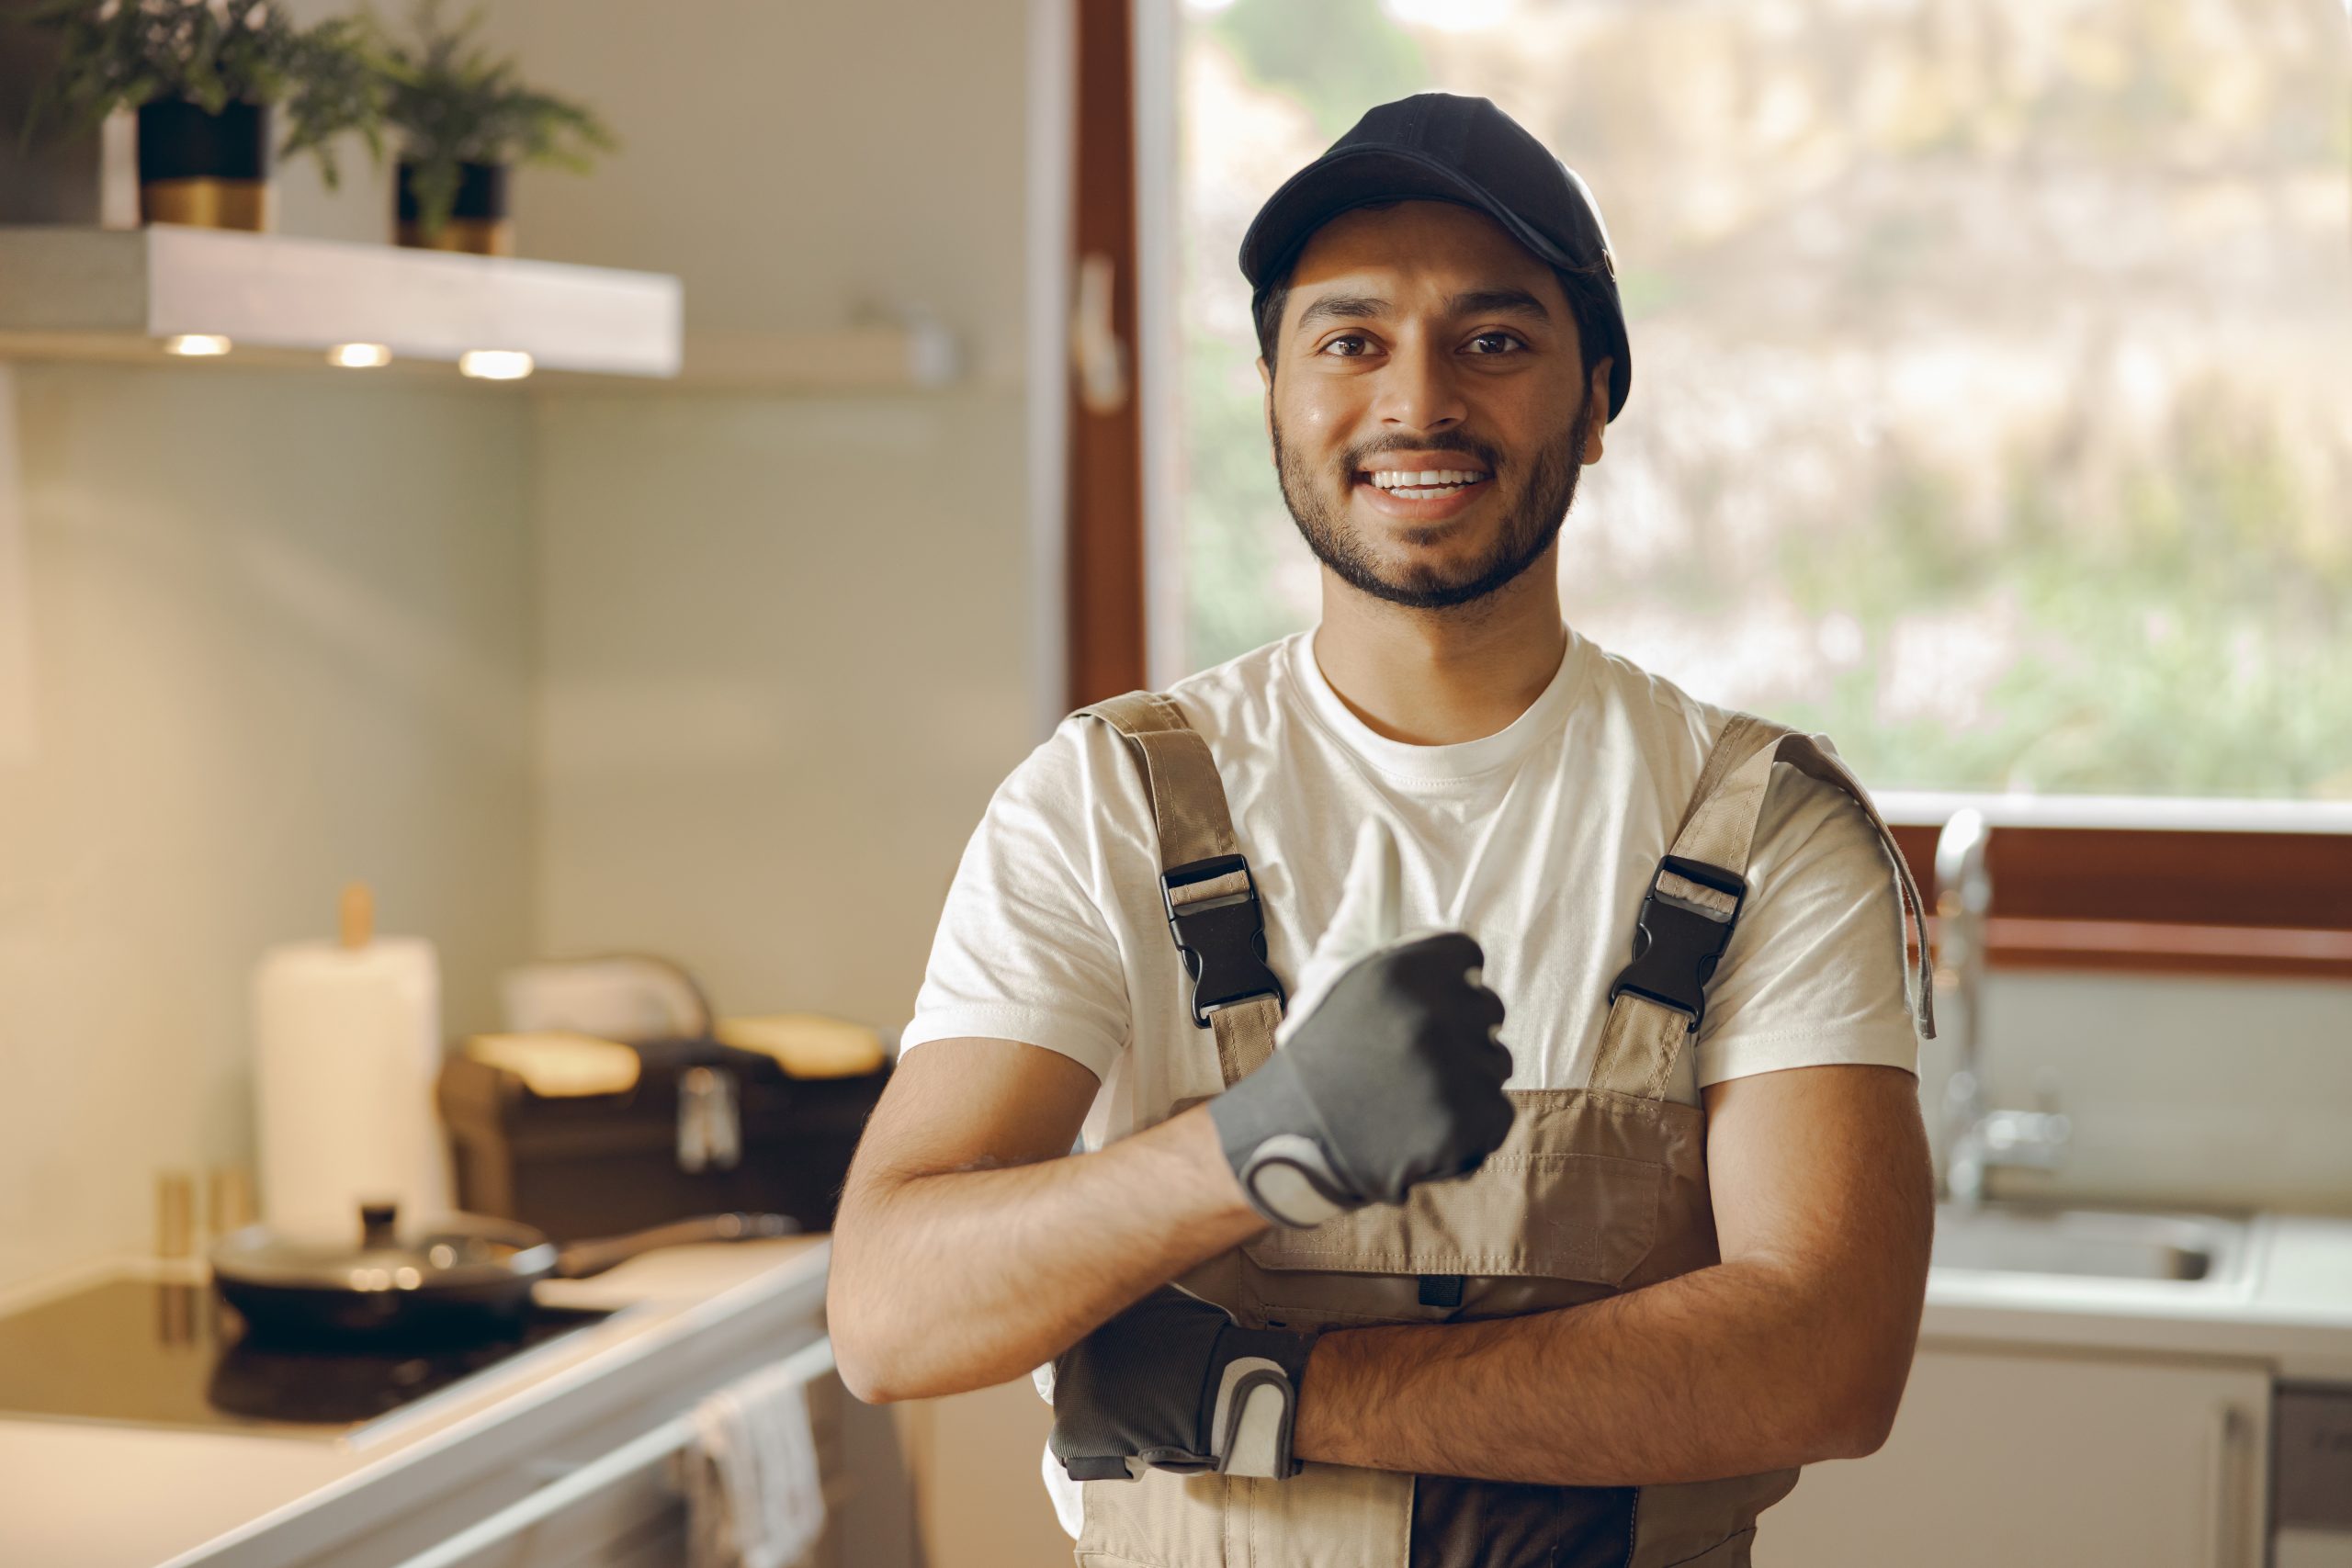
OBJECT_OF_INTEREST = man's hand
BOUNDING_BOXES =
[1049,1287,1317,1483]
[1209,818,1515,1227]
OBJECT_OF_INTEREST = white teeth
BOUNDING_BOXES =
[1367,468,1487,490]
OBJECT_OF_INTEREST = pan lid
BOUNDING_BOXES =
[209,1202,559,1292]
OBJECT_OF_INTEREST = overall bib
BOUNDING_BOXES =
[1068,692,1935,1568]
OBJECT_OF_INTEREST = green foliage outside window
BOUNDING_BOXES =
[1175,0,2351,800]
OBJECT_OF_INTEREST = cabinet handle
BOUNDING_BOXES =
[2209,1402,2254,1568]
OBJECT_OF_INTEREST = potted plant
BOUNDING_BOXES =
[367,0,613,256]
[18,0,382,232]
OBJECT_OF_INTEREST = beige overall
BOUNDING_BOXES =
[1069,692,1935,1568]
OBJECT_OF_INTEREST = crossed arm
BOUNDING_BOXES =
[828,1041,1932,1485]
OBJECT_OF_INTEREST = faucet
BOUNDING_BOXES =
[1934,808,2070,1208]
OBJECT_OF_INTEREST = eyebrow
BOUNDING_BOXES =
[1292,287,1553,335]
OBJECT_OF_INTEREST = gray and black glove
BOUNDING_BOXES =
[1210,818,1515,1227]
[1048,1287,1317,1483]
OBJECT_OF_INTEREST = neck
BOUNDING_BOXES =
[1311,545,1568,746]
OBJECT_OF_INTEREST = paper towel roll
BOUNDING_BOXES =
[252,932,452,1230]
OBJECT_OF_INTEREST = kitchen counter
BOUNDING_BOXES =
[6,1215,2349,1568]
[1921,1213,2352,1381]
[0,1236,832,1568]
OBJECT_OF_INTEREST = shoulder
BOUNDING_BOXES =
[1157,634,1300,754]
[1751,760,1894,911]
[1007,635,1298,852]
[1573,632,1885,867]
[1046,635,1299,780]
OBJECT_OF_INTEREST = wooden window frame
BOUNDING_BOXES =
[1063,0,1148,710]
[1886,819,2352,981]
[1063,0,2352,983]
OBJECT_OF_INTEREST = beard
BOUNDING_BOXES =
[1272,392,1598,612]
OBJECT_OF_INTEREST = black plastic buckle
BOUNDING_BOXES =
[1606,854,1747,1032]
[1160,854,1285,1029]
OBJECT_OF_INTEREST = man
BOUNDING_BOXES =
[830,94,1935,1567]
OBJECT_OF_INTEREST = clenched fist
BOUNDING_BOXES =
[1209,818,1515,1227]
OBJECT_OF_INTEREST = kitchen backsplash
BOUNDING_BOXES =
[1923,968,2352,1216]
[0,361,537,1293]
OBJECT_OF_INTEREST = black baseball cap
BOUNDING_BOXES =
[1239,92,1632,422]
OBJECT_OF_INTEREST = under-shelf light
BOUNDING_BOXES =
[328,343,391,369]
[458,349,534,381]
[164,334,232,356]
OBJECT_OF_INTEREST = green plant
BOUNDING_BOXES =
[367,0,614,238]
[277,17,383,187]
[17,0,384,188]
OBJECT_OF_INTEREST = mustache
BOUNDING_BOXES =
[1344,439,1499,473]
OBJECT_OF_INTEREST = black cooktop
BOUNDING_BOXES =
[0,1278,612,1438]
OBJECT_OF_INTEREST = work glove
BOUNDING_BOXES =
[1048,1286,1317,1482]
[1209,818,1516,1229]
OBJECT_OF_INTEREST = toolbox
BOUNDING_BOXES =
[436,1033,889,1242]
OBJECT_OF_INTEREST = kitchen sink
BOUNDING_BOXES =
[1931,1202,2248,1285]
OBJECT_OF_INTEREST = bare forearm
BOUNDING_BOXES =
[830,1107,1265,1402]
[1294,1257,1917,1486]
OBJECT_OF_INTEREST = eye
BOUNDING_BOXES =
[1317,334,1373,357]
[1466,332,1525,355]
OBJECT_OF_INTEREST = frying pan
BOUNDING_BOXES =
[209,1201,796,1344]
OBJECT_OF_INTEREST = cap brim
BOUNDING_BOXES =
[1240,146,1631,421]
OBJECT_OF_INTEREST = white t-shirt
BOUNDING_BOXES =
[902,625,1918,1132]
[899,625,1919,1539]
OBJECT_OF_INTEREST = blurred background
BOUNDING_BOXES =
[1173,0,2350,801]
[0,1,2347,1565]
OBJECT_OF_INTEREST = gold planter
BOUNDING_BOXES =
[137,99,274,232]
[140,177,273,231]
[396,160,513,256]
[394,214,514,256]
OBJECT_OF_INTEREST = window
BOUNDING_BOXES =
[1164,0,2350,811]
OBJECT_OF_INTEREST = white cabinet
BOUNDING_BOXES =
[1758,1344,2269,1568]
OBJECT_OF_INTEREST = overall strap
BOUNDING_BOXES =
[1589,714,1938,1100]
[1076,693,1285,1088]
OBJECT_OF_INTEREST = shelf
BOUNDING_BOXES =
[0,224,682,378]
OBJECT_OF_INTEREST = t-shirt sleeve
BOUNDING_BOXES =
[1693,761,1920,1088]
[896,720,1133,1081]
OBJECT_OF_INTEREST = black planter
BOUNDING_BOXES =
[396,160,513,255]
[136,98,274,231]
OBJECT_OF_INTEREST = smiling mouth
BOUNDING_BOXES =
[1350,467,1496,523]
[1354,467,1492,499]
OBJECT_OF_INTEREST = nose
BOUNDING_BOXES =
[1373,333,1467,434]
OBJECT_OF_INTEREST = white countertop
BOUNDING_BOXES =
[1922,1213,2352,1379]
[0,1236,831,1568]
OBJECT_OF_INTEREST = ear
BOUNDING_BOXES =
[1582,358,1613,464]
[1259,356,1275,452]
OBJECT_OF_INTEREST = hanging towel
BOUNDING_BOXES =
[683,1356,828,1568]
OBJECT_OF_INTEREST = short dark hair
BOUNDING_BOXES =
[1251,254,1621,407]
